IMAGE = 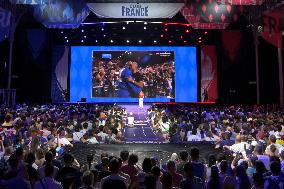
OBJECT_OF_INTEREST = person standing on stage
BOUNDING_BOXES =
[117,61,144,98]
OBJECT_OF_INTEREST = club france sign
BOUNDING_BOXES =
[87,3,184,19]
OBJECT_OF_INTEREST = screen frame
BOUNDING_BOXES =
[68,45,199,103]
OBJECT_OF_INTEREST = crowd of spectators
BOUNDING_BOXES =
[149,104,284,144]
[92,58,175,98]
[1,104,284,188]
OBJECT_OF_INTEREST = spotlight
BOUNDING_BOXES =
[199,37,202,40]
[101,28,104,31]
[168,40,172,43]
[165,28,168,32]
[204,31,208,34]
[61,31,64,34]
[160,34,164,38]
[186,29,190,33]
[110,39,114,43]
[153,40,157,43]
[103,34,106,37]
[144,26,147,30]
[64,36,67,39]
[95,40,98,43]
[198,40,202,43]
[81,29,84,33]
[183,40,187,43]
[180,36,183,39]
[66,40,69,43]
[126,40,130,43]
[144,22,147,25]
[122,27,126,30]
[138,40,142,43]
[84,36,87,38]
[81,40,84,43]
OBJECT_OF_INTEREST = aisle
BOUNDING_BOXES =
[122,104,164,143]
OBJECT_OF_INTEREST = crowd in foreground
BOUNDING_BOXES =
[2,142,284,189]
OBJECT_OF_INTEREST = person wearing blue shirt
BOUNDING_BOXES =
[118,61,143,98]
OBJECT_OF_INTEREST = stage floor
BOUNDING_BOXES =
[66,143,221,165]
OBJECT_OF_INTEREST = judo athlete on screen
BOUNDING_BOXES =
[118,61,144,98]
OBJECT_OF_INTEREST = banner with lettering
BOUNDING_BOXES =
[201,45,218,102]
[87,3,184,18]
[0,7,11,42]
[181,0,243,29]
[262,9,284,49]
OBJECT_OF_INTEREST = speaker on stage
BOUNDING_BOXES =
[81,98,86,102]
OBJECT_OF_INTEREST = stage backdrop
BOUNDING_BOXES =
[70,46,197,103]
[201,45,218,102]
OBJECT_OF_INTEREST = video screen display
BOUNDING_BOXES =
[70,46,197,103]
[92,51,175,99]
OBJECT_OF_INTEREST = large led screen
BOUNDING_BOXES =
[70,46,197,102]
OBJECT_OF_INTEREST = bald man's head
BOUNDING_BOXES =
[235,135,241,143]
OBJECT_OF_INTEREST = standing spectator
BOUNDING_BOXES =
[235,165,251,189]
[176,150,188,175]
[144,174,157,189]
[79,171,95,189]
[265,135,284,156]
[25,153,38,187]
[180,162,204,189]
[166,160,183,187]
[56,153,81,189]
[151,166,163,189]
[101,158,128,189]
[254,144,270,171]
[207,165,221,189]
[133,158,153,189]
[35,164,63,189]
[38,151,59,179]
[264,161,284,189]
[121,153,139,181]
[98,157,110,181]
[120,150,129,167]
[251,173,264,189]
[190,147,206,181]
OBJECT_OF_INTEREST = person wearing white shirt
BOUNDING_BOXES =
[97,126,108,143]
[35,164,63,189]
[265,135,284,156]
[187,129,201,142]
[224,135,249,156]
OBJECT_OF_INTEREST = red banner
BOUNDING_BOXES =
[262,10,283,49]
[181,0,243,29]
[201,46,218,102]
[216,0,263,5]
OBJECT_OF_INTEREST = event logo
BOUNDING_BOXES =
[122,4,149,17]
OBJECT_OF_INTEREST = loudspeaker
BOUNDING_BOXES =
[81,98,86,102]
